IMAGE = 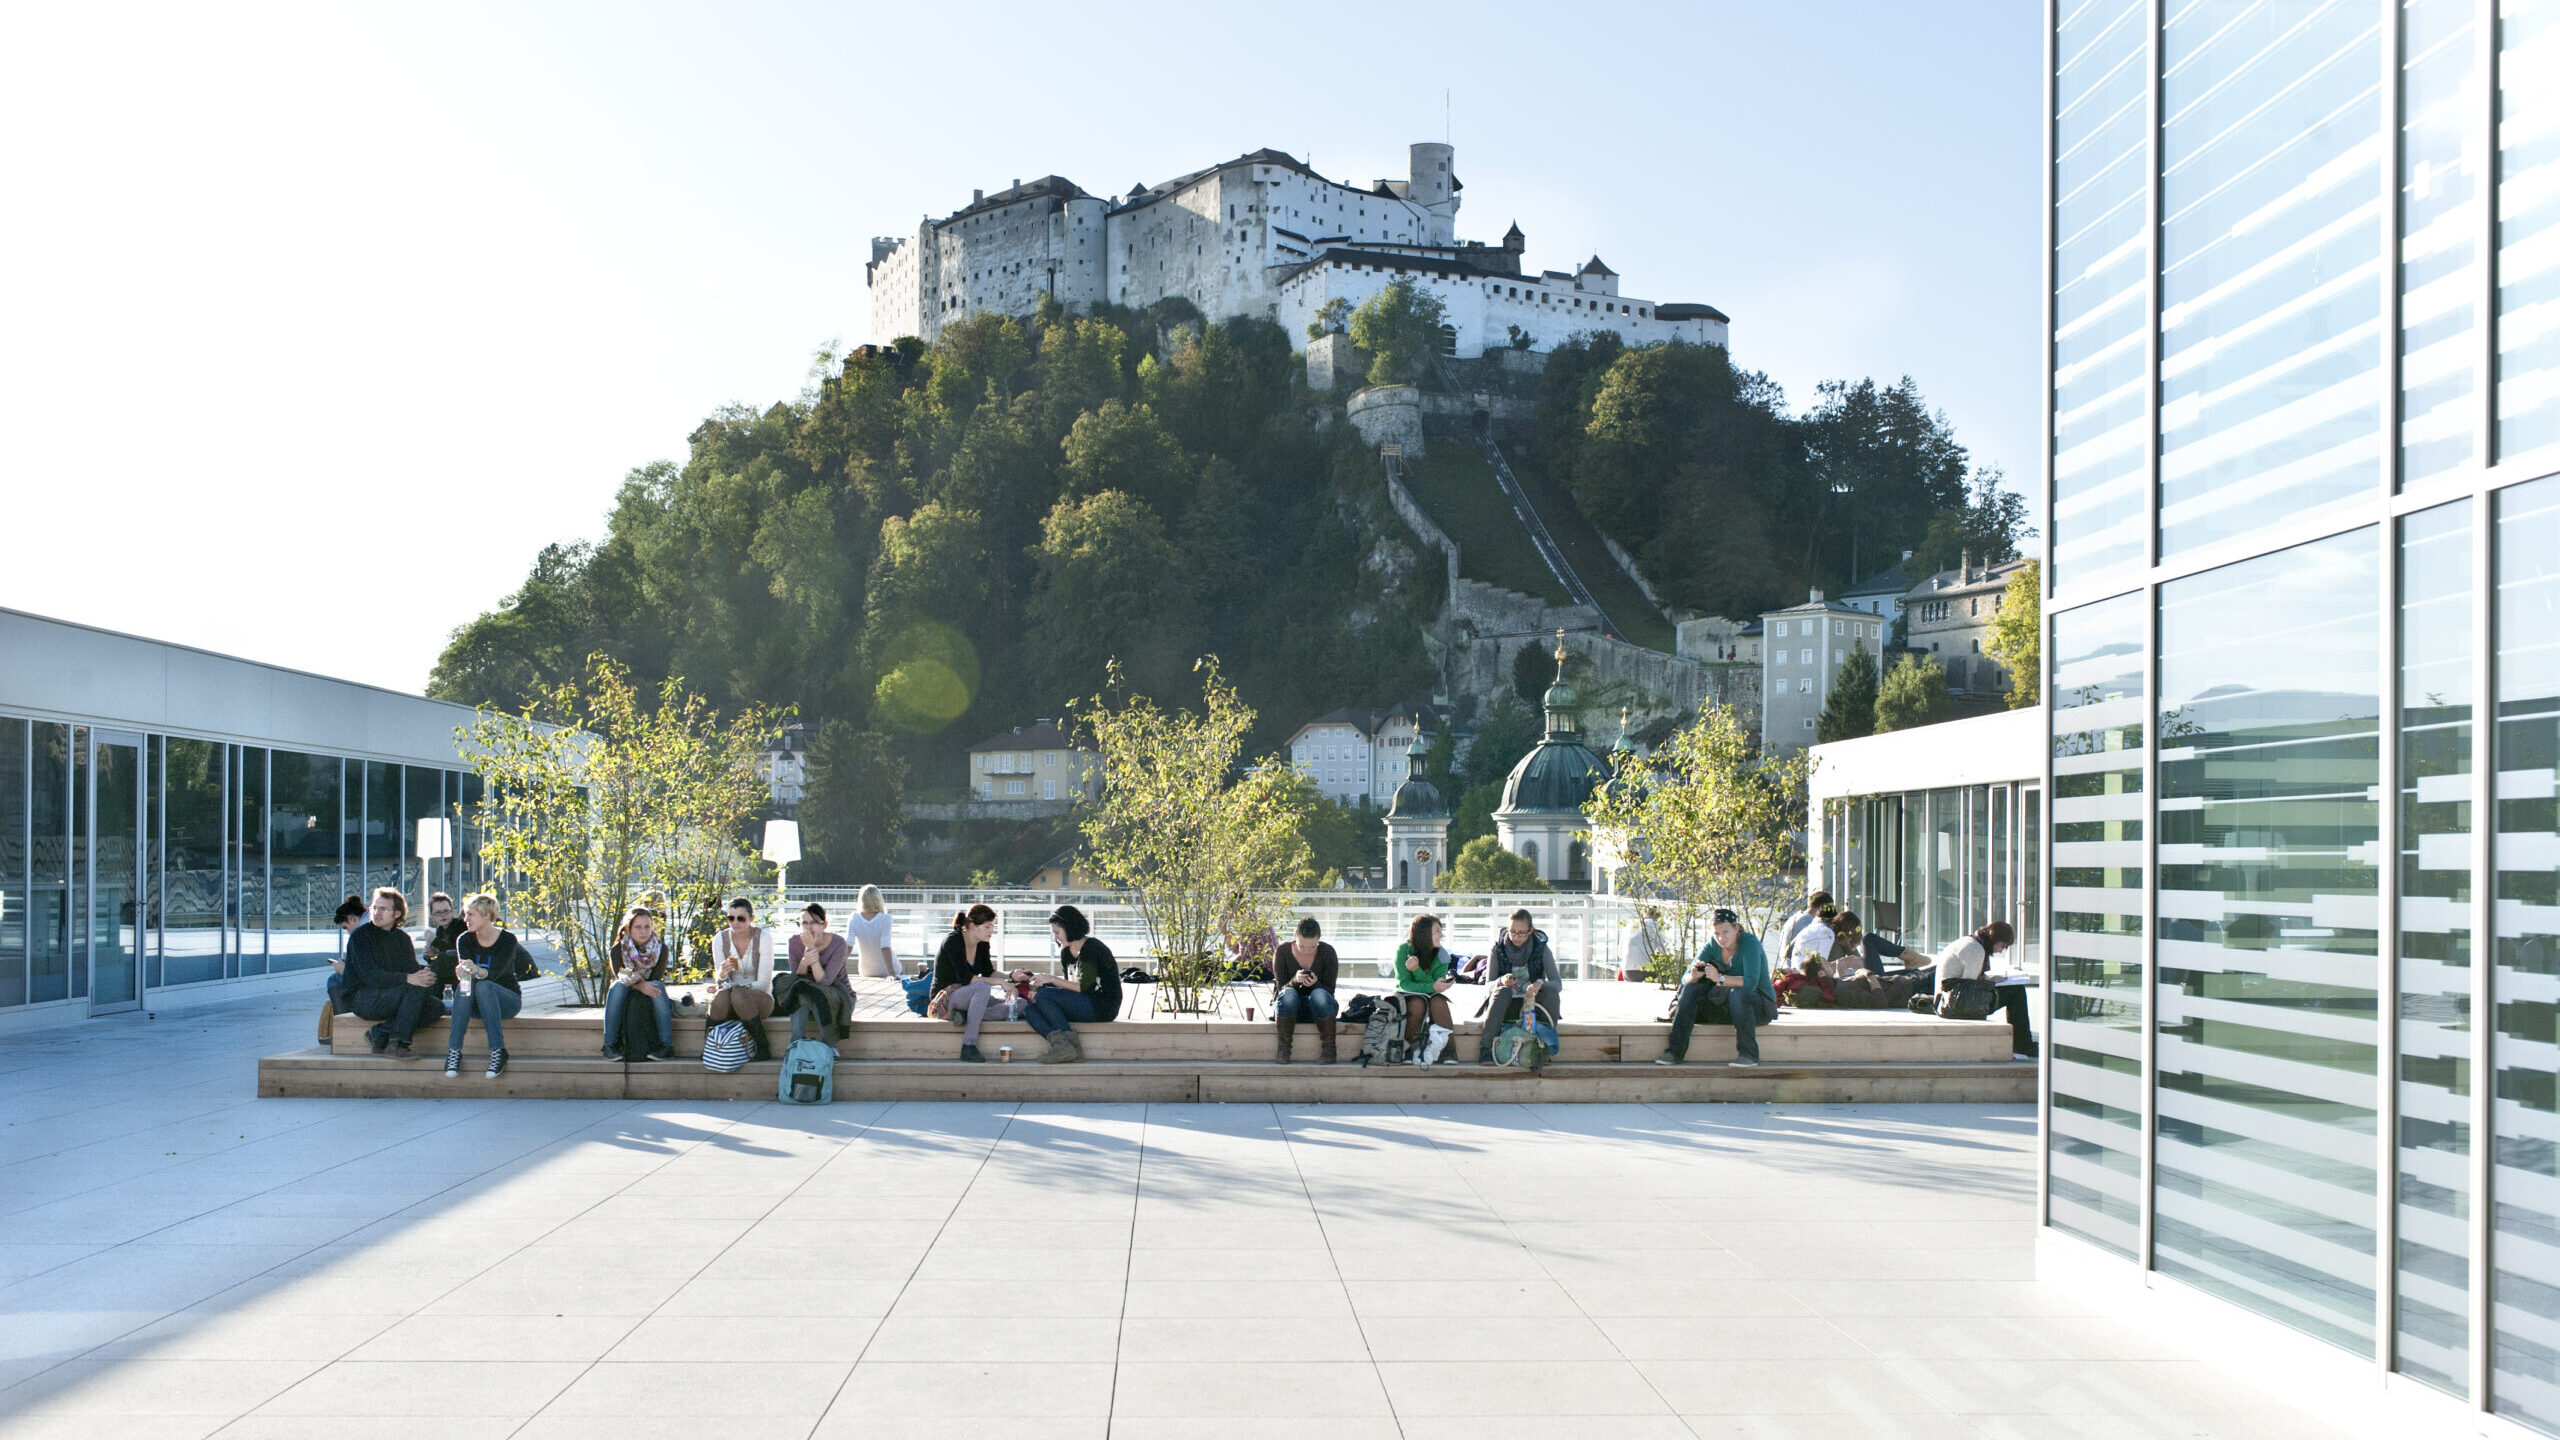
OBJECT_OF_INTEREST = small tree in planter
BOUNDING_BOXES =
[460,657,789,1004]
[1073,657,1313,1013]
[1583,703,1811,986]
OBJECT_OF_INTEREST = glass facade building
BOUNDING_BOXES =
[2041,1,2560,1429]
[0,610,487,1022]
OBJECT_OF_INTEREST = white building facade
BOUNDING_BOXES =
[1760,591,1887,751]
[1284,703,1435,807]
[868,143,1727,360]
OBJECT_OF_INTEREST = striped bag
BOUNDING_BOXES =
[701,1020,751,1073]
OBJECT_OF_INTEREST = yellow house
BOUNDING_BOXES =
[967,720,1098,805]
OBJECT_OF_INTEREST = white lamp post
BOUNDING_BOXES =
[762,819,801,917]
[415,817,451,903]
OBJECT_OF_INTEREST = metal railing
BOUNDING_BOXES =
[783,887,1653,980]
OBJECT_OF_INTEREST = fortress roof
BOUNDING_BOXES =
[936,175,1091,228]
[1655,302,1732,324]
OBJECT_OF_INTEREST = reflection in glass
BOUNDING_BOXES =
[2398,501,2473,1394]
[0,720,23,1008]
[30,722,69,1004]
[1930,788,1964,951]
[233,747,265,976]
[161,740,224,986]
[2498,0,2560,458]
[2024,785,2045,973]
[2493,475,2560,1433]
[406,766,441,903]
[2400,0,2482,487]
[2155,528,2380,1355]
[70,728,88,999]
[2049,592,2148,1256]
[88,737,139,1008]
[268,752,342,973]
[2157,1,2383,555]
[2052,0,2152,591]
[361,762,399,900]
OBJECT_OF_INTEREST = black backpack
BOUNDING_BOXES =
[1936,978,1998,1022]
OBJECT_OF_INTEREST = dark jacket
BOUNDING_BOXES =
[425,917,467,971]
[345,923,423,991]
[933,930,993,992]
[1488,928,1563,1017]
[1063,936,1121,1019]
[1271,940,1339,999]
[450,928,540,995]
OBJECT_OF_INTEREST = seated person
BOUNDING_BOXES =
[706,896,775,1060]
[1775,956,1836,1006]
[1018,905,1121,1064]
[1479,908,1560,1064]
[1270,917,1339,1064]
[346,887,443,1059]
[442,892,539,1078]
[932,905,1008,1061]
[600,905,676,1061]
[1827,910,1915,974]
[325,894,366,1013]
[1931,920,2036,1059]
[1785,900,1840,974]
[1392,915,1457,1064]
[1655,907,1777,1068]
[783,902,854,1045]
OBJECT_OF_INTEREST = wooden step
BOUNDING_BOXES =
[258,1048,2035,1104]
[328,1011,2012,1066]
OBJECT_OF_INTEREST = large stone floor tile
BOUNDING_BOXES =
[543,1359,853,1415]
[1121,1278,1353,1319]
[809,1416,1108,1440]
[1377,1358,1673,1414]
[861,1316,1116,1363]
[4,1357,325,1415]
[882,1278,1124,1319]
[250,1358,585,1415]
[1107,1360,1392,1417]
[834,1360,1115,1416]
[343,1311,639,1363]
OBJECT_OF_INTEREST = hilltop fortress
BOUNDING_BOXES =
[866,143,1728,359]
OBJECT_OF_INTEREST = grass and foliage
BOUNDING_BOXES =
[1986,560,2040,708]
[1396,447,1569,605]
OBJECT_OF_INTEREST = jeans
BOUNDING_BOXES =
[326,973,349,1011]
[1024,988,1103,1037]
[603,982,673,1052]
[1273,986,1337,1023]
[446,984,524,1051]
[788,979,854,1042]
[1478,986,1557,1061]
[351,983,443,1045]
[1666,980,1775,1062]
[940,979,1014,1044]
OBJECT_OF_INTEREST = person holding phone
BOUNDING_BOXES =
[443,893,539,1078]
[1655,907,1776,1068]
[1391,914,1457,1063]
[1479,908,1561,1064]
[1019,904,1120,1064]
[599,905,675,1062]
[1270,916,1339,1064]
[932,904,1008,1062]
[706,897,775,1059]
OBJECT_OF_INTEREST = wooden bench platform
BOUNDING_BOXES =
[257,1009,2030,1103]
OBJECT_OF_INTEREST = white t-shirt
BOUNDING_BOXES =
[1936,935,1998,982]
[1790,922,1836,971]
[845,910,896,977]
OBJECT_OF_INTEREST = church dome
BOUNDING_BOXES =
[1386,775,1446,818]
[1499,733,1609,816]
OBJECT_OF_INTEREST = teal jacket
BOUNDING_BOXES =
[1696,933,1775,1006]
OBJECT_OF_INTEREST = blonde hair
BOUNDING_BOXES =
[619,905,659,943]
[462,892,500,922]
[859,884,885,918]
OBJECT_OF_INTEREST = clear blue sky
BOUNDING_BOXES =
[0,1,2043,695]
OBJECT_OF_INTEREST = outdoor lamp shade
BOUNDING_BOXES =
[414,817,451,860]
[762,819,801,865]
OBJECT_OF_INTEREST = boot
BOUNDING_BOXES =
[743,1018,771,1062]
[1275,1019,1296,1063]
[1317,1020,1338,1065]
[1038,1031,1084,1064]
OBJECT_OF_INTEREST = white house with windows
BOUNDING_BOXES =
[1283,702,1439,806]
[965,721,1097,806]
[1760,590,1887,752]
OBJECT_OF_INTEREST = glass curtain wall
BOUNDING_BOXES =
[2049,593,2149,1257]
[2052,0,2152,590]
[2401,0,2482,487]
[267,752,341,972]
[2398,500,2475,1395]
[163,738,225,987]
[30,723,69,1004]
[2495,476,2560,1433]
[0,720,23,1009]
[2498,1,2560,458]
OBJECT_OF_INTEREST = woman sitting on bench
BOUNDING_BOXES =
[932,904,1007,1062]
[1018,904,1120,1065]
[1391,914,1457,1063]
[1270,916,1339,1064]
[600,905,675,1062]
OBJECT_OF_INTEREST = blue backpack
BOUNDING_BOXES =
[901,970,935,1016]
[777,1037,835,1104]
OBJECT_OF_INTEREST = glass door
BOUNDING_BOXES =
[88,729,143,1014]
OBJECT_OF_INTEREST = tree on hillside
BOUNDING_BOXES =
[1908,469,2035,575]
[1061,399,1191,515]
[1512,641,1556,705]
[1461,697,1542,793]
[861,503,994,734]
[1348,281,1446,385]
[1817,641,1880,743]
[1307,297,1351,339]
[801,721,907,883]
[1436,834,1548,893]
[1985,559,2041,708]
[1028,490,1195,705]
[1875,653,1951,733]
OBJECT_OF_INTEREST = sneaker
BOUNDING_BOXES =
[651,1044,676,1062]
[1728,1057,1760,1068]
[367,1027,390,1056]
[486,1049,507,1079]
[2013,1047,2040,1062]
[598,1045,619,1061]
[444,1049,462,1078]
[1653,1052,1681,1066]
[960,1044,986,1063]
[390,1041,417,1061]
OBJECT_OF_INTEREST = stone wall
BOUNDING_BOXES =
[1382,459,1460,593]
[1346,385,1425,456]
[1306,332,1361,391]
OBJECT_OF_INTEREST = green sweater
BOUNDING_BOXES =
[1392,942,1449,995]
